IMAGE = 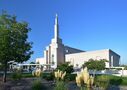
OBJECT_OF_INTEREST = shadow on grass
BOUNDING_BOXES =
[110,78,123,86]
[109,77,123,90]
[95,75,124,90]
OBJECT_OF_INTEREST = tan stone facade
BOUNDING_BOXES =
[65,49,120,68]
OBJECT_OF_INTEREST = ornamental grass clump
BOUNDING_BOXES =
[32,68,42,77]
[54,70,66,80]
[76,67,94,90]
[54,70,67,90]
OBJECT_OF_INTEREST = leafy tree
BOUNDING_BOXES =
[0,11,33,82]
[29,61,36,69]
[120,65,127,70]
[57,62,74,74]
[123,66,127,70]
[30,62,35,64]
[36,61,40,64]
[0,63,3,70]
[82,59,106,77]
[83,59,106,70]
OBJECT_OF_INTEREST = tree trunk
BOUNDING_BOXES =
[3,61,7,83]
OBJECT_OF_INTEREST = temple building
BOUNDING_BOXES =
[36,14,120,69]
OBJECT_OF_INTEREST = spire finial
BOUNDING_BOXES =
[56,13,58,17]
[54,13,59,39]
[55,13,58,25]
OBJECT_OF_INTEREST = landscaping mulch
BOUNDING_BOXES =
[0,77,127,90]
[0,78,33,90]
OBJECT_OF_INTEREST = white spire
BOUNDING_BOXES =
[54,13,59,39]
[55,14,58,25]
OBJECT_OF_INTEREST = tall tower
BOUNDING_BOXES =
[44,14,65,69]
[54,14,62,44]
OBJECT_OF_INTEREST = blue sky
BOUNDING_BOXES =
[0,0,127,64]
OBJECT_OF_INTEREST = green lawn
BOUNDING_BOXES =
[21,73,34,78]
[0,72,34,78]
[95,75,127,86]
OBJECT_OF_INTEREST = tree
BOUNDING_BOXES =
[0,11,33,82]
[30,62,35,64]
[57,62,74,74]
[29,61,36,68]
[82,59,106,77]
[83,59,106,70]
[120,65,127,70]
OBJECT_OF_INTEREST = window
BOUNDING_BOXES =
[66,50,69,53]
[52,55,54,65]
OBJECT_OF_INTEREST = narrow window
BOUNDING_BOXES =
[52,55,54,65]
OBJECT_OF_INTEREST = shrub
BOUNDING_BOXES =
[65,73,76,81]
[57,62,74,74]
[32,79,42,90]
[42,72,54,81]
